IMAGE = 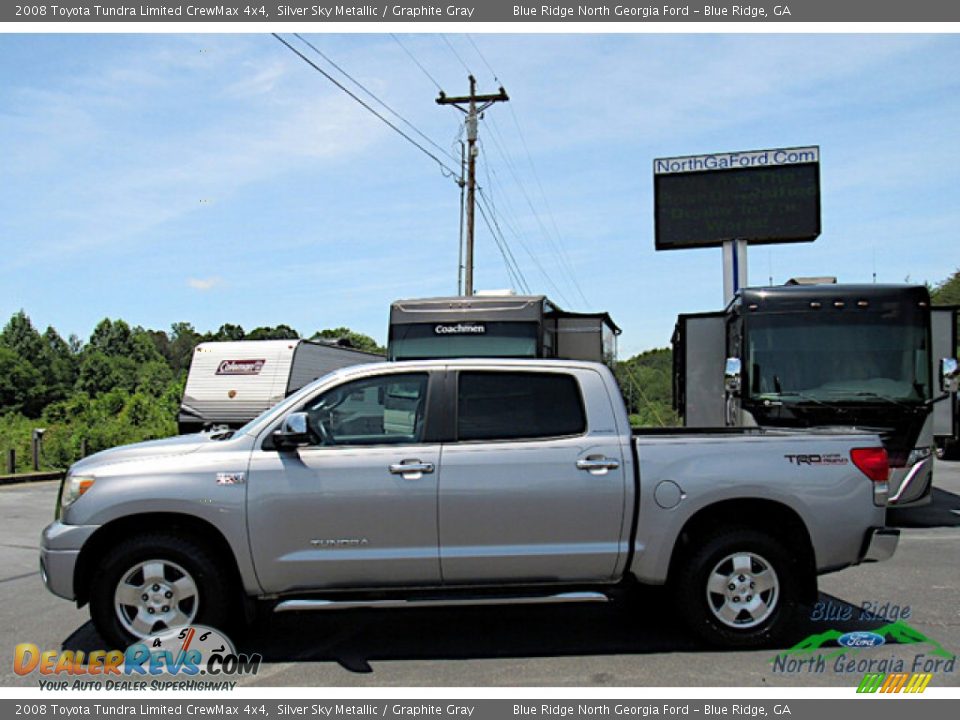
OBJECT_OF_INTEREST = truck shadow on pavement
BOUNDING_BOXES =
[61,589,898,674]
[888,487,960,528]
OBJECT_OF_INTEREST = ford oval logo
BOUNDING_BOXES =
[838,631,886,648]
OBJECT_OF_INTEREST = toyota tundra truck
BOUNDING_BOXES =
[41,359,899,648]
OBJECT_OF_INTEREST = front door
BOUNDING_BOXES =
[247,371,441,593]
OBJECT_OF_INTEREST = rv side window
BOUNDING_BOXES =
[456,371,586,442]
[303,373,429,446]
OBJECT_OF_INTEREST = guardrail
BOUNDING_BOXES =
[0,471,65,486]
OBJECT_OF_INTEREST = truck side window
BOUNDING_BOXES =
[456,371,586,441]
[303,373,429,446]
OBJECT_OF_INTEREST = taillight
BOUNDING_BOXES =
[851,447,889,482]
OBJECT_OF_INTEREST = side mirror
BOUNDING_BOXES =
[724,357,742,395]
[941,358,960,394]
[272,412,311,449]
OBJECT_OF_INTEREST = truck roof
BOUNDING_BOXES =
[331,357,613,376]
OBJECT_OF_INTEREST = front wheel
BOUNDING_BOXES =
[90,533,234,648]
[673,528,806,648]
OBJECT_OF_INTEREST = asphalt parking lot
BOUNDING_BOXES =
[2,462,958,688]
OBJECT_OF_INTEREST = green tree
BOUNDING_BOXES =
[615,347,678,428]
[0,346,43,416]
[89,318,133,357]
[136,360,175,397]
[129,329,163,364]
[167,322,202,374]
[212,323,245,341]
[1,310,45,358]
[931,268,960,305]
[41,326,79,405]
[311,327,384,355]
[0,312,48,416]
[247,324,299,341]
[76,351,122,396]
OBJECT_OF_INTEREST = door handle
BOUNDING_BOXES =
[389,460,435,479]
[576,457,620,474]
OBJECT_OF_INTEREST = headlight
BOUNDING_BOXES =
[57,474,95,519]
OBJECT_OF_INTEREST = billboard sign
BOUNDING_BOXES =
[654,146,821,250]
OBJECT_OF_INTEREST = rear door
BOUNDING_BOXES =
[438,367,627,584]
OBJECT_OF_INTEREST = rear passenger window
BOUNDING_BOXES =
[457,372,586,441]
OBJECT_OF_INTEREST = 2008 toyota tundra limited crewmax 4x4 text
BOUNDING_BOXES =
[41,359,899,648]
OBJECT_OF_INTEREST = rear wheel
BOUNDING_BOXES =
[674,527,805,647]
[90,533,234,648]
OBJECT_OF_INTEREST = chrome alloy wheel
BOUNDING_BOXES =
[113,559,199,639]
[705,551,780,629]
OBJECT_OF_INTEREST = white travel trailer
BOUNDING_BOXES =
[178,339,383,433]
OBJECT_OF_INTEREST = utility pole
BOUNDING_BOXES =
[437,76,509,296]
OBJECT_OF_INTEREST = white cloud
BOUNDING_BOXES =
[187,276,223,291]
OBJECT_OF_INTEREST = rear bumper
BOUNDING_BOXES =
[861,527,900,563]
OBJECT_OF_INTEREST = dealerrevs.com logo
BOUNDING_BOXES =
[14,626,261,691]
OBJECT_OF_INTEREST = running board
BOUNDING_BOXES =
[273,591,609,613]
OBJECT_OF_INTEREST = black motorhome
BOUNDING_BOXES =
[674,281,958,506]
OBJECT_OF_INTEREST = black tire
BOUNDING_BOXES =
[90,533,235,649]
[673,527,806,648]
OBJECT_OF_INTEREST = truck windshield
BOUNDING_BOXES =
[746,313,930,403]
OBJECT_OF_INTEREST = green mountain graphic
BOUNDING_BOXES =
[772,620,955,662]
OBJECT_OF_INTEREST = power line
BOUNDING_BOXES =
[477,182,572,306]
[481,125,572,304]
[621,363,666,426]
[477,146,534,296]
[272,33,461,182]
[459,34,588,307]
[440,35,474,76]
[390,34,444,92]
[466,34,500,84]
[476,187,529,293]
[475,190,530,294]
[481,116,575,306]
[293,33,459,166]
[504,104,590,307]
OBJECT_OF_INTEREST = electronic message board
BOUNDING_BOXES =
[654,146,821,250]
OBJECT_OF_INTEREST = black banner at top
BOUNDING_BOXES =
[3,0,960,23]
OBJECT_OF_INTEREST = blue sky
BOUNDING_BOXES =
[1,33,959,356]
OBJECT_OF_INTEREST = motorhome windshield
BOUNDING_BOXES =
[389,322,539,360]
[745,312,930,403]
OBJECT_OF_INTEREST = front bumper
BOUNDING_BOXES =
[40,521,99,601]
[861,527,900,563]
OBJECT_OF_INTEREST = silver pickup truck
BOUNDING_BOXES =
[41,359,899,649]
